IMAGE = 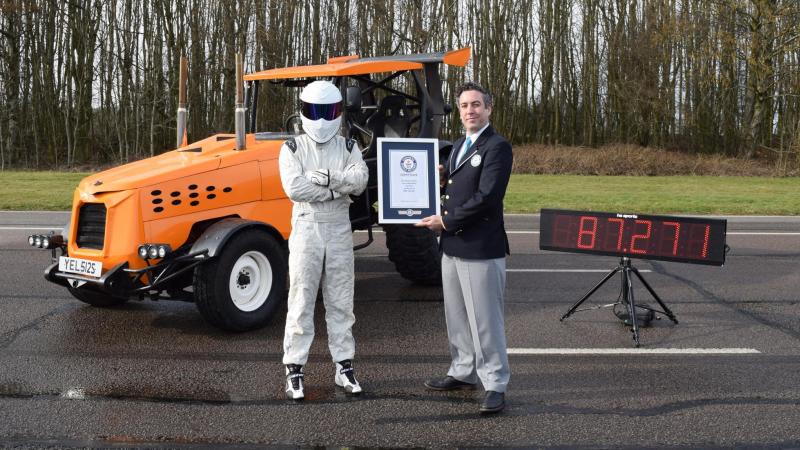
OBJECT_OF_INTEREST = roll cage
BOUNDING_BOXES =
[242,48,470,241]
[243,47,469,150]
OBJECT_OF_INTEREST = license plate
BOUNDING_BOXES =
[59,256,103,278]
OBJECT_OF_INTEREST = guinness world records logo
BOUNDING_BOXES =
[400,156,417,172]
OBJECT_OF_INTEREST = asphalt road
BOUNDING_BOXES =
[1,211,799,448]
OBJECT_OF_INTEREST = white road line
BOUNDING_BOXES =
[507,269,652,273]
[362,230,800,236]
[6,227,800,236]
[728,232,800,235]
[351,268,653,274]
[355,230,541,234]
[507,348,761,355]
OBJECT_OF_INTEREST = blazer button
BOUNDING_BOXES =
[445,195,450,199]
[444,211,448,215]
[448,179,453,184]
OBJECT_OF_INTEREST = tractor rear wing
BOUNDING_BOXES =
[243,47,470,82]
[243,47,470,140]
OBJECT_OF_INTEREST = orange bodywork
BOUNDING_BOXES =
[244,60,425,81]
[66,47,471,274]
[67,134,291,272]
[245,47,470,81]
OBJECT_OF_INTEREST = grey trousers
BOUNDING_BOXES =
[441,253,510,393]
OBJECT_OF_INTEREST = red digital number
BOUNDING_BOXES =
[629,220,652,254]
[686,224,712,259]
[553,215,574,247]
[577,216,598,249]
[607,218,625,251]
[662,221,681,256]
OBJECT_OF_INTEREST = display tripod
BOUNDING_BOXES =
[559,257,679,347]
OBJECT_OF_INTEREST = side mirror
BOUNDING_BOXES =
[345,86,362,113]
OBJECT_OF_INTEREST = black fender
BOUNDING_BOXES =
[190,218,285,258]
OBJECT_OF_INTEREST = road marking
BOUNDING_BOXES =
[355,230,798,236]
[507,348,761,355]
[507,269,652,273]
[358,266,648,273]
[355,230,541,234]
[3,226,799,236]
[728,232,800,235]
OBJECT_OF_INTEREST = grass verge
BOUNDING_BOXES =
[0,171,89,210]
[506,175,800,215]
[1,171,797,215]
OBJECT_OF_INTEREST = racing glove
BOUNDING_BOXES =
[307,169,330,187]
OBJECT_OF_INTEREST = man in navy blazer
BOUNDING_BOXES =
[416,81,513,414]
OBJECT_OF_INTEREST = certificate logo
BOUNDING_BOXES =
[398,209,422,216]
[400,156,417,172]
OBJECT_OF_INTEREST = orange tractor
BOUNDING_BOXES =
[30,48,470,331]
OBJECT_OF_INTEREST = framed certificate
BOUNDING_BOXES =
[377,137,440,224]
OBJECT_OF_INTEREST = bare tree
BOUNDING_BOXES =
[0,0,798,168]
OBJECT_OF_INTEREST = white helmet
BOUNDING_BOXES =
[299,80,343,143]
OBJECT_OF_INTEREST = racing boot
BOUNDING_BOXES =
[285,364,304,400]
[334,360,362,395]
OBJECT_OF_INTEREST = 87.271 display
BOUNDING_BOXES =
[539,209,728,266]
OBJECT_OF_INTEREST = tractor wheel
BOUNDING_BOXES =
[194,229,288,331]
[383,224,442,286]
[68,286,128,307]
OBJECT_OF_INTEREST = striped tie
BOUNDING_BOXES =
[456,137,472,166]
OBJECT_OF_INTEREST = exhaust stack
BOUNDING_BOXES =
[176,56,188,148]
[235,53,246,150]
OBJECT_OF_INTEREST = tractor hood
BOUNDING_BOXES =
[79,135,241,195]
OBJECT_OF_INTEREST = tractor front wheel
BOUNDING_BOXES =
[194,229,288,331]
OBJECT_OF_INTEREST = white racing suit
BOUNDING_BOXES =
[279,134,369,365]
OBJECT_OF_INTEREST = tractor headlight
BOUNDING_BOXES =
[28,234,64,249]
[138,244,172,260]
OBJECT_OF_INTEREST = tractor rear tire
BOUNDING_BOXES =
[68,286,129,307]
[383,224,442,286]
[194,229,288,331]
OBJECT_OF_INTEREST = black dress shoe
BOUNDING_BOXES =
[424,376,476,391]
[480,390,505,413]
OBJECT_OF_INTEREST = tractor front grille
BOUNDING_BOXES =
[76,203,106,250]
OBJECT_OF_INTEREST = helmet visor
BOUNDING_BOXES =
[301,101,343,121]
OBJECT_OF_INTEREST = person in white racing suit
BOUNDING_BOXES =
[278,80,369,400]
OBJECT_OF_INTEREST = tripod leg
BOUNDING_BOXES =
[624,268,641,347]
[632,268,678,324]
[560,268,620,321]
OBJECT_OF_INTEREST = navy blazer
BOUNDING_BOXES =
[440,125,513,259]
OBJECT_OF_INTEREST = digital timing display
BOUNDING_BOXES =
[539,209,727,266]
